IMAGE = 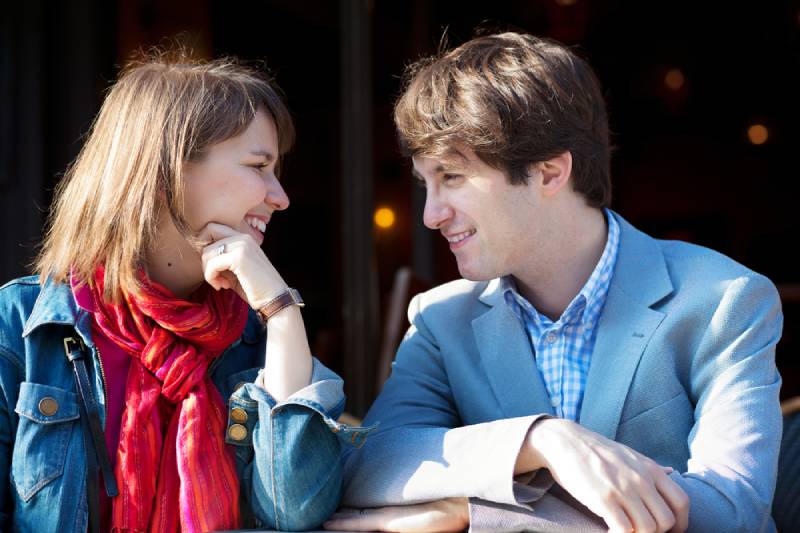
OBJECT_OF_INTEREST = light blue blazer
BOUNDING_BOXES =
[342,211,783,533]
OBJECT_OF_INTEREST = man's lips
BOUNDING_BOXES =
[443,229,476,250]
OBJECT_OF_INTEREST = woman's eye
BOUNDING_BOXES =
[250,162,269,171]
[442,173,463,183]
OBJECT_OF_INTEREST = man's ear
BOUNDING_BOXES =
[528,151,573,197]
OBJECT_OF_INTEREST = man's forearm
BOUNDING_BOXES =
[343,415,547,508]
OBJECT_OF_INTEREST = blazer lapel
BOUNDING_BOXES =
[473,279,555,418]
[579,212,672,439]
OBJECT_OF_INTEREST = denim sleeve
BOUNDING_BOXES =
[0,349,19,529]
[225,357,374,531]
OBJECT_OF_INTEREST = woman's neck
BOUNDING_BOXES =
[145,215,205,298]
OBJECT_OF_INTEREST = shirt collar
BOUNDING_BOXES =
[502,208,620,328]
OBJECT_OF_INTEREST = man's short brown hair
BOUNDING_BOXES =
[394,32,611,208]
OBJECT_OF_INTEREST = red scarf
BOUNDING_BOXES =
[89,267,249,533]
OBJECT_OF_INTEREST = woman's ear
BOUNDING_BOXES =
[528,151,573,197]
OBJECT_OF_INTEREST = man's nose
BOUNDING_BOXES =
[423,193,453,230]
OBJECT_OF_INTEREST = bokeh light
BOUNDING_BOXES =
[747,124,769,145]
[374,207,396,229]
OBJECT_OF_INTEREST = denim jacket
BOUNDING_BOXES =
[0,276,370,532]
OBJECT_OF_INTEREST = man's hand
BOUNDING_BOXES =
[520,419,689,533]
[324,498,469,532]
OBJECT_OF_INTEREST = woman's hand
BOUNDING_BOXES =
[198,222,287,308]
[198,222,312,401]
[324,498,469,532]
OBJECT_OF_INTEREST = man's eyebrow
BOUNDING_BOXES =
[411,165,444,180]
[250,149,275,161]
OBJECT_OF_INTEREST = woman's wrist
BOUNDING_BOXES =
[250,283,289,309]
[255,288,304,324]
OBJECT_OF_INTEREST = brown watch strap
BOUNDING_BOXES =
[257,288,304,322]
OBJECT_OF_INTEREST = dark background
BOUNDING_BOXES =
[2,0,798,416]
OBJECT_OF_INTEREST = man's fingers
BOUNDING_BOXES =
[656,475,689,532]
[620,495,657,533]
[640,486,677,533]
[599,501,633,533]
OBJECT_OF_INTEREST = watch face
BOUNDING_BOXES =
[290,288,305,306]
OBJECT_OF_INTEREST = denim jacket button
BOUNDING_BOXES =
[230,407,248,423]
[38,397,59,416]
[228,424,248,441]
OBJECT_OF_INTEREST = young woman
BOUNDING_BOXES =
[0,53,364,532]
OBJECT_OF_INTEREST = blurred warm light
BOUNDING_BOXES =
[555,0,578,5]
[374,207,396,229]
[664,69,685,91]
[747,124,769,145]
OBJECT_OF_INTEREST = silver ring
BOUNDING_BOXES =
[217,244,226,256]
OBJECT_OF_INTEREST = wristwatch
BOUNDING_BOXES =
[256,288,305,323]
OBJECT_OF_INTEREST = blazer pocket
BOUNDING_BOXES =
[616,392,693,464]
[12,382,79,501]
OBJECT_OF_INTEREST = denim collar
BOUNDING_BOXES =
[21,277,263,346]
[22,276,84,338]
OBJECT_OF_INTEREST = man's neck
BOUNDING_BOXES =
[513,208,609,321]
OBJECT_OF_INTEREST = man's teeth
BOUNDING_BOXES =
[446,230,475,244]
[246,217,266,233]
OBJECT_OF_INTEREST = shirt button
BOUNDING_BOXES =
[546,332,557,343]
[38,397,59,416]
[230,407,248,423]
[227,424,248,441]
[550,397,560,407]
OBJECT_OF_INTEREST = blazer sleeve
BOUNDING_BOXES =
[342,294,549,508]
[673,273,783,532]
[468,484,607,533]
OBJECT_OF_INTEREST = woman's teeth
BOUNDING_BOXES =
[245,216,266,233]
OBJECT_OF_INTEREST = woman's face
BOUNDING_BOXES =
[182,109,289,246]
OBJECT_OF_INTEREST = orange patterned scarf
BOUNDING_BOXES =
[89,267,248,532]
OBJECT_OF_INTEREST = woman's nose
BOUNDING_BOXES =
[266,179,290,211]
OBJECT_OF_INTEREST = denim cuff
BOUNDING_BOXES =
[227,357,376,448]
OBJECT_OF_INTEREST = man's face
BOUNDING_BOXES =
[412,149,542,281]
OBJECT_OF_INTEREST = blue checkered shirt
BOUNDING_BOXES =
[502,209,620,421]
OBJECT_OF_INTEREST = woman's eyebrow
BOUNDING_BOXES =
[249,149,275,161]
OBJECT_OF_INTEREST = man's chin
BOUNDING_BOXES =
[457,263,495,282]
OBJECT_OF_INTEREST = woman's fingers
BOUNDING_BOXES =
[196,222,239,247]
[197,226,287,306]
[201,251,237,291]
[325,507,390,531]
[324,500,468,533]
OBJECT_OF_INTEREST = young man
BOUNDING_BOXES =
[327,32,782,533]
